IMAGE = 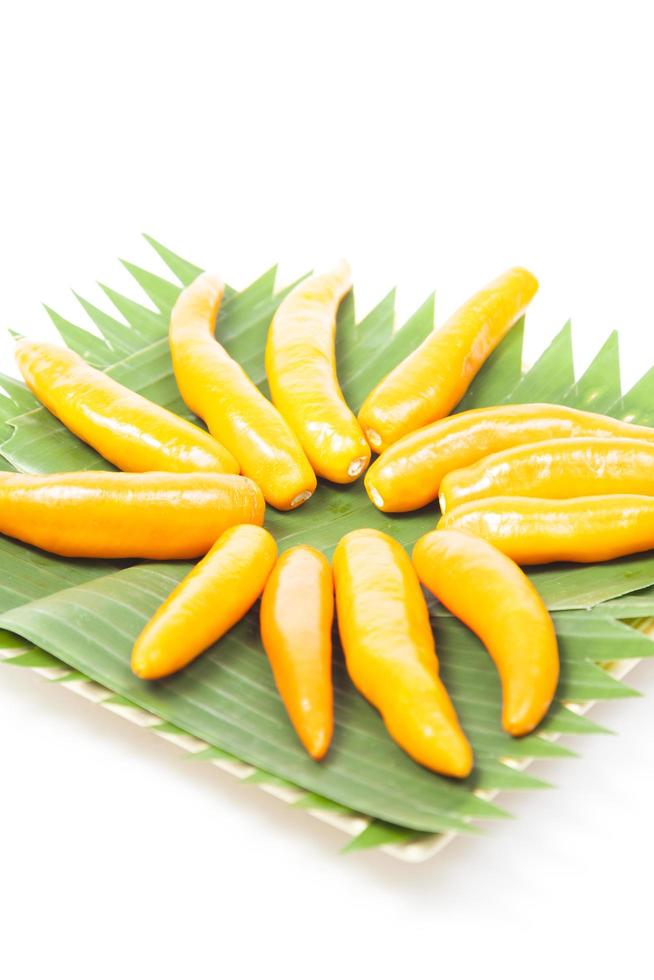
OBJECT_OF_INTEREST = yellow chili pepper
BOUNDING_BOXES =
[15,340,239,475]
[0,471,264,559]
[439,495,654,564]
[260,546,334,760]
[332,528,472,778]
[365,403,654,513]
[440,437,654,513]
[169,272,316,510]
[412,529,559,736]
[358,267,538,451]
[132,525,277,679]
[266,262,370,483]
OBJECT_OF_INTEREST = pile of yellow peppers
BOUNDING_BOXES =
[4,263,654,778]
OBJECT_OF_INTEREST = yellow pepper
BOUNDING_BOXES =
[365,403,654,513]
[358,268,538,451]
[413,529,559,736]
[169,272,316,510]
[0,471,264,559]
[440,437,654,512]
[266,262,370,483]
[260,546,334,760]
[333,528,472,777]
[132,525,277,679]
[440,494,654,564]
[15,340,239,475]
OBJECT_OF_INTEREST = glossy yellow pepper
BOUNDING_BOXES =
[365,403,654,513]
[15,340,239,475]
[132,525,277,679]
[0,471,264,559]
[358,267,538,451]
[413,529,559,736]
[440,437,654,512]
[169,272,316,510]
[260,546,334,760]
[440,494,654,564]
[266,262,370,483]
[333,528,472,777]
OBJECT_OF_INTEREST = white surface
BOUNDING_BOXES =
[1,2,653,977]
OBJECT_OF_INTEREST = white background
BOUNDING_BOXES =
[1,2,653,977]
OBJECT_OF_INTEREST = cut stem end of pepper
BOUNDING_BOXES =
[347,456,368,478]
[365,428,383,451]
[368,485,384,509]
[290,490,313,509]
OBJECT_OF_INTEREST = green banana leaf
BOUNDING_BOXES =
[1,236,653,852]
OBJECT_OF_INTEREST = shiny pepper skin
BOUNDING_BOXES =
[440,437,654,512]
[413,529,559,736]
[365,403,654,513]
[0,471,264,558]
[440,494,654,564]
[266,262,370,483]
[132,525,277,679]
[169,272,316,510]
[15,340,239,475]
[333,528,473,778]
[260,546,334,759]
[358,267,538,452]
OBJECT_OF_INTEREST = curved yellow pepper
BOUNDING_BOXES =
[440,494,654,564]
[266,262,370,483]
[132,525,277,679]
[365,403,654,513]
[169,272,316,510]
[15,340,239,475]
[0,471,264,559]
[358,267,538,451]
[332,528,472,778]
[260,546,334,760]
[413,529,559,736]
[440,437,654,513]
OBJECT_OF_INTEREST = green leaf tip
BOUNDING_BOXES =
[142,234,204,285]
[342,820,427,854]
